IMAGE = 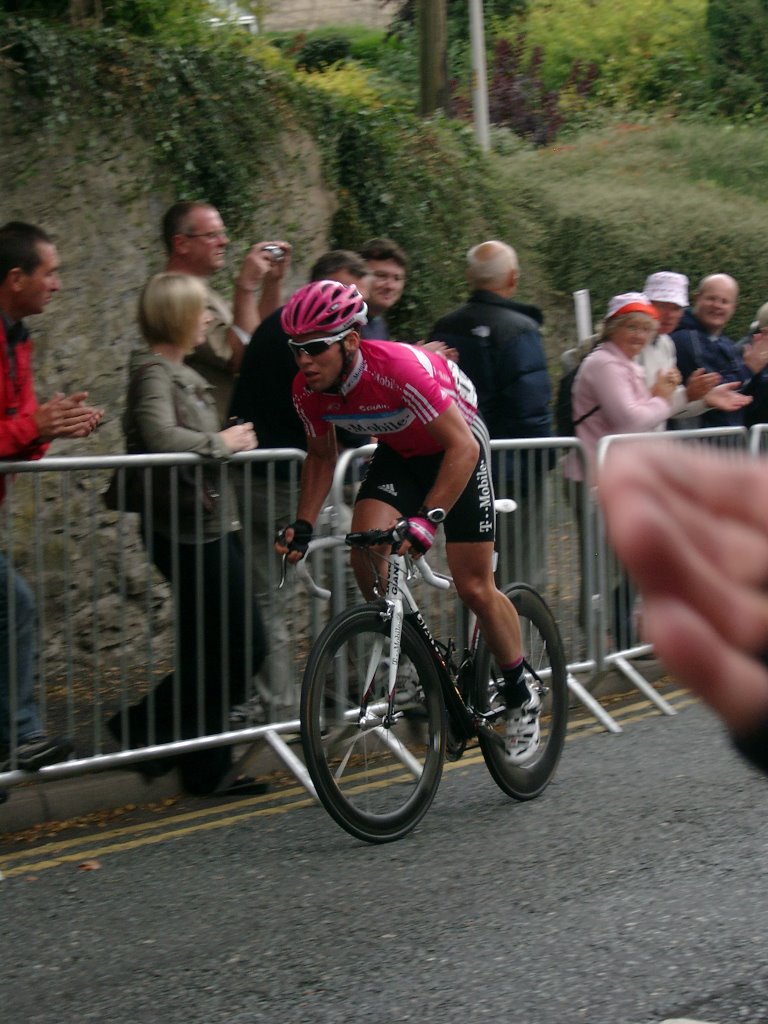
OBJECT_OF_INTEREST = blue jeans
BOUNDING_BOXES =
[0,552,43,745]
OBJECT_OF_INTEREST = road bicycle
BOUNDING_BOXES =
[294,504,568,843]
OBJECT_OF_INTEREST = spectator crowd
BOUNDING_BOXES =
[4,206,768,806]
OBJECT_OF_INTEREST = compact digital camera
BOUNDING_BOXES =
[262,244,286,262]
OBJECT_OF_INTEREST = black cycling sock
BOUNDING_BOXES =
[501,661,527,706]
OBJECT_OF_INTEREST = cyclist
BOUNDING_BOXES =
[274,280,541,763]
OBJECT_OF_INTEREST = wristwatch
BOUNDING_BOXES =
[417,506,447,524]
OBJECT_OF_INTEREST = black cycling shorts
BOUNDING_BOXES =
[355,419,495,543]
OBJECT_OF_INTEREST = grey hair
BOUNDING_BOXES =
[466,241,519,287]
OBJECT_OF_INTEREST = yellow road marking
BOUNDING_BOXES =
[0,798,317,878]
[0,686,698,877]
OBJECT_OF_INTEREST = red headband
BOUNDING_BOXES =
[608,301,658,321]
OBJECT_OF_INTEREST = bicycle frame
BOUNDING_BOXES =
[296,538,484,744]
[378,551,481,742]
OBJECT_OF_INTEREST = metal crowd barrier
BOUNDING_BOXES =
[593,427,749,730]
[0,428,755,796]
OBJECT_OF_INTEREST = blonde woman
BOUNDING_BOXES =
[108,272,265,796]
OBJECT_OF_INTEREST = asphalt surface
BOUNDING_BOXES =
[2,684,768,1024]
[0,667,655,835]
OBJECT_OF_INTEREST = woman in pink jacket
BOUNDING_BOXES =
[567,292,678,484]
[565,293,678,645]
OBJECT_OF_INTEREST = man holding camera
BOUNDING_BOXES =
[162,201,291,419]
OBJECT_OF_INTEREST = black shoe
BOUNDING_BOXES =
[0,735,74,772]
[0,789,8,805]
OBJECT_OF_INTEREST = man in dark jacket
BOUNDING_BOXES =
[428,240,553,588]
[670,273,768,428]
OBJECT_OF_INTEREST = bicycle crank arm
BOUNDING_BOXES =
[473,718,506,751]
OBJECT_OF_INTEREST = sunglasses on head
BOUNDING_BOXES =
[287,328,352,357]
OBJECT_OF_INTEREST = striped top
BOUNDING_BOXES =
[292,339,478,457]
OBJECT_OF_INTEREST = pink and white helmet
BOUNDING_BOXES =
[281,280,368,338]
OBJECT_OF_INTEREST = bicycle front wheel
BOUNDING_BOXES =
[300,603,446,844]
[474,583,568,800]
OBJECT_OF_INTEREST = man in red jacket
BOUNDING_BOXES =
[0,222,103,785]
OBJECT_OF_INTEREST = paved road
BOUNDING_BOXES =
[2,690,768,1024]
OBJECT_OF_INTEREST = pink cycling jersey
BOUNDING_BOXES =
[292,339,478,458]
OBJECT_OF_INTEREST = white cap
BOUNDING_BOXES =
[643,271,689,307]
[605,292,657,320]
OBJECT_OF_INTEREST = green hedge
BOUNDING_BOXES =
[500,124,768,339]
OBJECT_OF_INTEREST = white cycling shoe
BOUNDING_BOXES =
[504,682,542,764]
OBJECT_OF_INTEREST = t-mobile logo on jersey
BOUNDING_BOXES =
[476,461,494,533]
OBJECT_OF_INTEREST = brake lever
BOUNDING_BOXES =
[278,552,289,590]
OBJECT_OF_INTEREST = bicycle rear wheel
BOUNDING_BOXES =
[474,583,568,800]
[301,603,446,843]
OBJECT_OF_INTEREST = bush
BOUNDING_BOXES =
[511,0,708,109]
[388,0,528,43]
[706,0,768,115]
[1,0,211,40]
[1,15,293,233]
[315,99,506,335]
[295,33,351,72]
[499,122,768,339]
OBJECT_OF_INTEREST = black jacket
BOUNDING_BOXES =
[229,309,368,474]
[671,308,767,428]
[429,291,553,490]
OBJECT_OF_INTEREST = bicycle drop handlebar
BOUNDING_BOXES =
[292,524,452,600]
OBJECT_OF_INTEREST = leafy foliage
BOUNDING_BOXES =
[498,122,768,339]
[387,0,528,41]
[0,13,511,338]
[299,86,506,335]
[294,33,352,71]
[455,36,598,146]
[0,0,211,40]
[706,0,768,116]
[447,36,598,145]
[1,15,293,233]
[497,0,708,109]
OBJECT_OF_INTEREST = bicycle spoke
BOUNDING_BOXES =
[301,607,445,843]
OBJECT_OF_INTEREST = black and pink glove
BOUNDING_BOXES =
[397,515,436,555]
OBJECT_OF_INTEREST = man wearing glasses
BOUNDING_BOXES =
[161,201,291,419]
[275,280,543,766]
[358,237,407,342]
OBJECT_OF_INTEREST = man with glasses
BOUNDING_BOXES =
[275,280,543,765]
[358,237,407,341]
[162,201,291,419]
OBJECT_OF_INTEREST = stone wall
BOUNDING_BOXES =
[0,82,339,695]
[0,98,336,456]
